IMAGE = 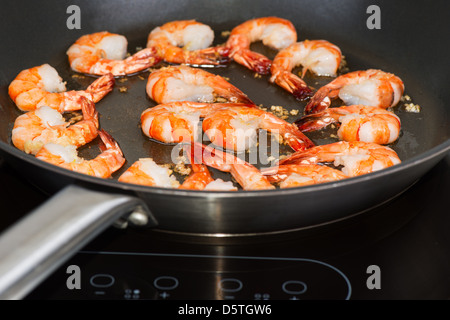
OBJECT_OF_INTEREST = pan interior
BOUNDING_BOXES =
[0,0,449,190]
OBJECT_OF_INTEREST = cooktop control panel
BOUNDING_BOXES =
[27,252,352,300]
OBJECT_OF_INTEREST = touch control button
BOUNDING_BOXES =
[219,278,243,293]
[153,276,179,291]
[90,274,115,288]
[282,280,307,295]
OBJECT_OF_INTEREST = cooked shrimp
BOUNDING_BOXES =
[146,20,229,66]
[146,65,253,104]
[180,165,238,191]
[12,97,99,155]
[67,31,161,76]
[296,105,401,144]
[261,164,348,188]
[35,130,125,178]
[278,141,401,177]
[141,101,314,151]
[118,152,237,190]
[226,17,297,74]
[193,142,275,190]
[8,64,114,112]
[118,158,180,188]
[304,69,405,114]
[140,101,241,144]
[269,40,341,100]
[178,161,214,190]
[202,105,315,152]
[179,144,237,191]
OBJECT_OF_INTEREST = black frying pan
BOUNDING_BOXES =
[0,0,449,298]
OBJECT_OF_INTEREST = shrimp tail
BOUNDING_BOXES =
[295,110,337,132]
[186,45,231,66]
[235,95,255,105]
[98,129,123,156]
[283,131,316,151]
[272,71,313,100]
[85,73,115,103]
[280,122,316,151]
[233,49,272,75]
[122,47,162,75]
[304,89,332,114]
[79,96,99,128]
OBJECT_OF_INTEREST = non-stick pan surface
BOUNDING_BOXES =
[0,0,449,235]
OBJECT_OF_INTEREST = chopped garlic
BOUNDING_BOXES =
[404,103,421,113]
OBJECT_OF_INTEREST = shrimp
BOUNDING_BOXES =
[67,31,161,76]
[226,17,297,74]
[12,97,99,155]
[202,105,315,152]
[278,141,401,177]
[140,101,241,144]
[180,164,238,191]
[304,69,405,114]
[35,130,125,178]
[261,164,348,188]
[146,65,253,105]
[8,64,114,112]
[269,40,342,100]
[146,20,229,66]
[192,142,275,190]
[179,144,238,191]
[178,161,214,190]
[141,101,314,152]
[118,158,180,188]
[118,152,237,190]
[295,105,401,145]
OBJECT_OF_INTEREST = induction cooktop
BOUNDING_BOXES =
[1,154,449,300]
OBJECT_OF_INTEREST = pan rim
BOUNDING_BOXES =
[1,138,449,198]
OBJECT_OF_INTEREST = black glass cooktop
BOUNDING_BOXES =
[0,154,449,300]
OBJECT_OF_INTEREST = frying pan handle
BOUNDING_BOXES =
[0,185,156,300]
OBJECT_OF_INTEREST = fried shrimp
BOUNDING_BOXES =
[8,64,114,112]
[67,31,161,76]
[226,17,297,74]
[146,65,253,104]
[140,101,238,144]
[118,158,181,188]
[269,40,341,100]
[35,130,125,178]
[278,141,401,177]
[146,20,229,66]
[12,97,99,155]
[261,164,348,188]
[295,105,401,145]
[202,105,315,152]
[140,102,314,152]
[118,150,237,191]
[179,163,237,191]
[305,69,405,114]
